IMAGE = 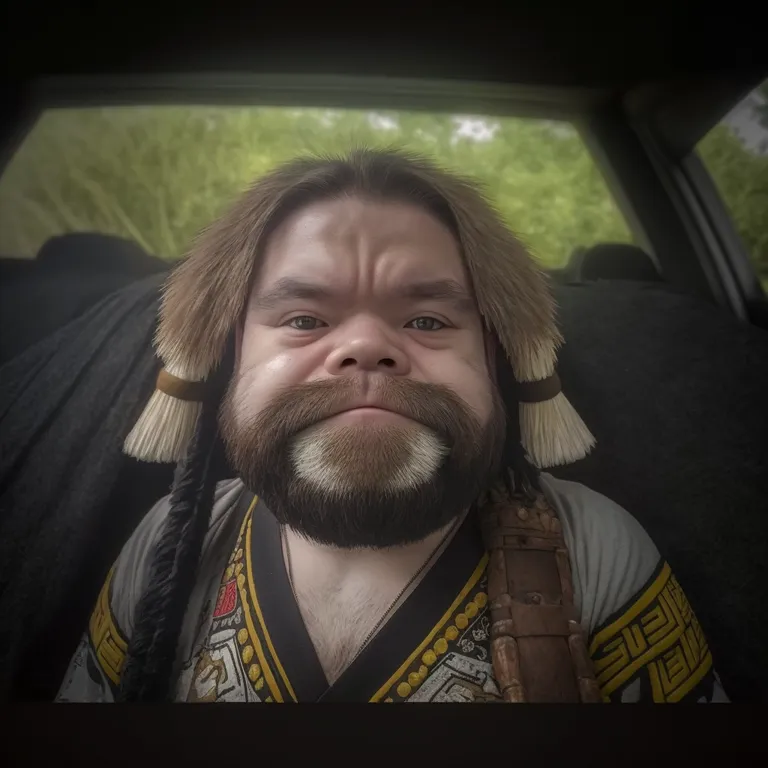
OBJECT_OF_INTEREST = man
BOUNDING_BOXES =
[56,148,727,703]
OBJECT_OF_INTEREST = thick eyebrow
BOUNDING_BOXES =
[399,279,478,316]
[251,276,477,316]
[250,278,336,310]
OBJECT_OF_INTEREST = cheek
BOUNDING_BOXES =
[461,367,495,424]
[236,325,324,419]
[413,347,495,423]
[234,352,291,413]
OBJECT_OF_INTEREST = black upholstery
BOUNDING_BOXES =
[1,273,766,702]
[552,281,768,702]
[0,274,173,701]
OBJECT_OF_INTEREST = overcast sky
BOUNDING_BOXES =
[724,88,768,154]
[365,86,768,155]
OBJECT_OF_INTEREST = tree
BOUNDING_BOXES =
[2,104,763,287]
[698,122,768,290]
[0,106,631,269]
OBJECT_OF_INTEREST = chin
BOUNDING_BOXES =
[289,421,449,495]
[225,388,505,549]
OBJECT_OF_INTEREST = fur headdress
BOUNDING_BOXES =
[124,148,595,469]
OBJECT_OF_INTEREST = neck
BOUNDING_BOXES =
[283,511,467,598]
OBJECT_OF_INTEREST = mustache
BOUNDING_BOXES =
[224,375,485,445]
[218,372,509,548]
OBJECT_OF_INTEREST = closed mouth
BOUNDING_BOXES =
[328,404,412,421]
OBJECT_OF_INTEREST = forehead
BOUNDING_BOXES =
[255,196,468,287]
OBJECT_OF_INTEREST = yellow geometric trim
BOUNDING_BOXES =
[245,510,298,703]
[664,653,712,703]
[589,563,672,656]
[88,567,128,687]
[369,553,489,702]
[589,562,713,702]
[235,496,286,703]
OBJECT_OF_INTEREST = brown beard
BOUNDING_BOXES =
[219,375,506,548]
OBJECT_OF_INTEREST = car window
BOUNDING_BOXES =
[0,106,632,269]
[697,80,768,293]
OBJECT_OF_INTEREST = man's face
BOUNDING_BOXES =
[221,196,505,547]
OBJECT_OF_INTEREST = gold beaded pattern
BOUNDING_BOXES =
[372,555,491,702]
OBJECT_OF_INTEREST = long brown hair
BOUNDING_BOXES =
[158,148,559,385]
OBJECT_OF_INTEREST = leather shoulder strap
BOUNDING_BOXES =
[480,487,602,703]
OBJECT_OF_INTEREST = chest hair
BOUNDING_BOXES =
[294,581,396,685]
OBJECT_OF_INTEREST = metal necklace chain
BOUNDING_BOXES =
[282,514,463,655]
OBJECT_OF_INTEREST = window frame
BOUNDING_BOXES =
[619,74,768,326]
[0,74,641,267]
[679,152,767,319]
[3,72,765,326]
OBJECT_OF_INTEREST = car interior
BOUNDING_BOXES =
[0,10,766,708]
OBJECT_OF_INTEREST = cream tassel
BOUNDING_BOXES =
[519,392,596,469]
[123,363,206,463]
[124,392,201,463]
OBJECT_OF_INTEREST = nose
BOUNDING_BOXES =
[324,316,411,377]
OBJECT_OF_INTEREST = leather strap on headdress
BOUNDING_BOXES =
[479,482,602,702]
[516,372,562,404]
[155,369,208,402]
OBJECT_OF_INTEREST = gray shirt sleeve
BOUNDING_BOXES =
[54,492,172,702]
[55,478,244,702]
[541,472,729,703]
[540,472,661,636]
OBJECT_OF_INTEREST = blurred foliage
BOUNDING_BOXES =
[0,107,632,268]
[698,109,768,292]
[0,103,764,290]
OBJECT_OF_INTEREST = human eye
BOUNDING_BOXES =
[284,315,328,331]
[405,316,448,331]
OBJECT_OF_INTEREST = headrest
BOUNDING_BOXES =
[568,243,662,282]
[36,233,167,276]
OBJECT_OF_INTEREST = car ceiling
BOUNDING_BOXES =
[5,5,765,91]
